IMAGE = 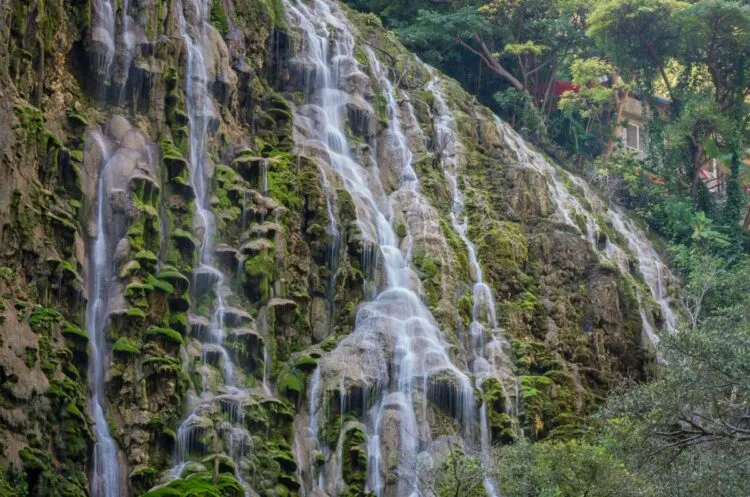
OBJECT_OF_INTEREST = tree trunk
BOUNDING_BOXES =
[604,83,627,157]
[690,144,704,199]
[471,35,525,91]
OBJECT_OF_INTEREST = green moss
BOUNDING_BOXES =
[517,369,582,440]
[113,337,140,355]
[135,250,159,264]
[293,355,318,372]
[276,365,304,401]
[170,312,188,333]
[19,447,49,472]
[126,308,146,319]
[45,211,77,233]
[457,293,473,327]
[13,101,45,136]
[141,473,244,497]
[504,291,542,325]
[265,153,302,212]
[146,274,175,294]
[118,260,142,279]
[341,425,368,495]
[172,229,199,251]
[474,221,528,290]
[28,307,62,333]
[145,326,184,346]
[412,249,441,308]
[481,377,516,444]
[62,322,87,341]
[372,88,388,125]
[124,281,154,307]
[395,221,407,238]
[244,252,275,301]
[162,427,177,442]
[25,347,38,368]
[143,356,182,377]
[66,108,88,126]
[0,465,28,496]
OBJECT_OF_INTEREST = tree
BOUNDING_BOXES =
[587,0,686,100]
[496,439,649,496]
[434,446,487,497]
[673,0,750,218]
[672,244,729,330]
[590,0,750,207]
[604,255,750,495]
[674,0,750,111]
[662,94,731,197]
[399,0,590,125]
[408,440,489,497]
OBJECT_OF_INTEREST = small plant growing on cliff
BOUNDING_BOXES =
[210,0,230,36]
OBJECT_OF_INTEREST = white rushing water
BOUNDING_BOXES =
[79,0,678,495]
[285,1,473,495]
[87,131,122,497]
[608,208,677,332]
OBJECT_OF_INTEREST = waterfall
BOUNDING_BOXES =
[367,49,418,190]
[285,1,474,495]
[319,163,340,335]
[608,208,677,331]
[73,0,681,494]
[497,119,677,340]
[428,77,510,497]
[86,131,122,497]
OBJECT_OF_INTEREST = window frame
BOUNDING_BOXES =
[625,123,641,151]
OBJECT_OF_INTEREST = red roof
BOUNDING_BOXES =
[550,81,580,96]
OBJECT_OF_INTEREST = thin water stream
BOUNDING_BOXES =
[87,131,122,497]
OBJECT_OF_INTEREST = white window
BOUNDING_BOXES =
[626,123,641,150]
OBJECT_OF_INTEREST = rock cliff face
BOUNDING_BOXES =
[0,0,677,495]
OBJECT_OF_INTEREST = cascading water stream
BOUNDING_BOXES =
[285,2,474,496]
[86,131,122,497]
[367,49,418,192]
[320,165,341,334]
[607,209,677,331]
[282,2,679,496]
[167,0,255,492]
